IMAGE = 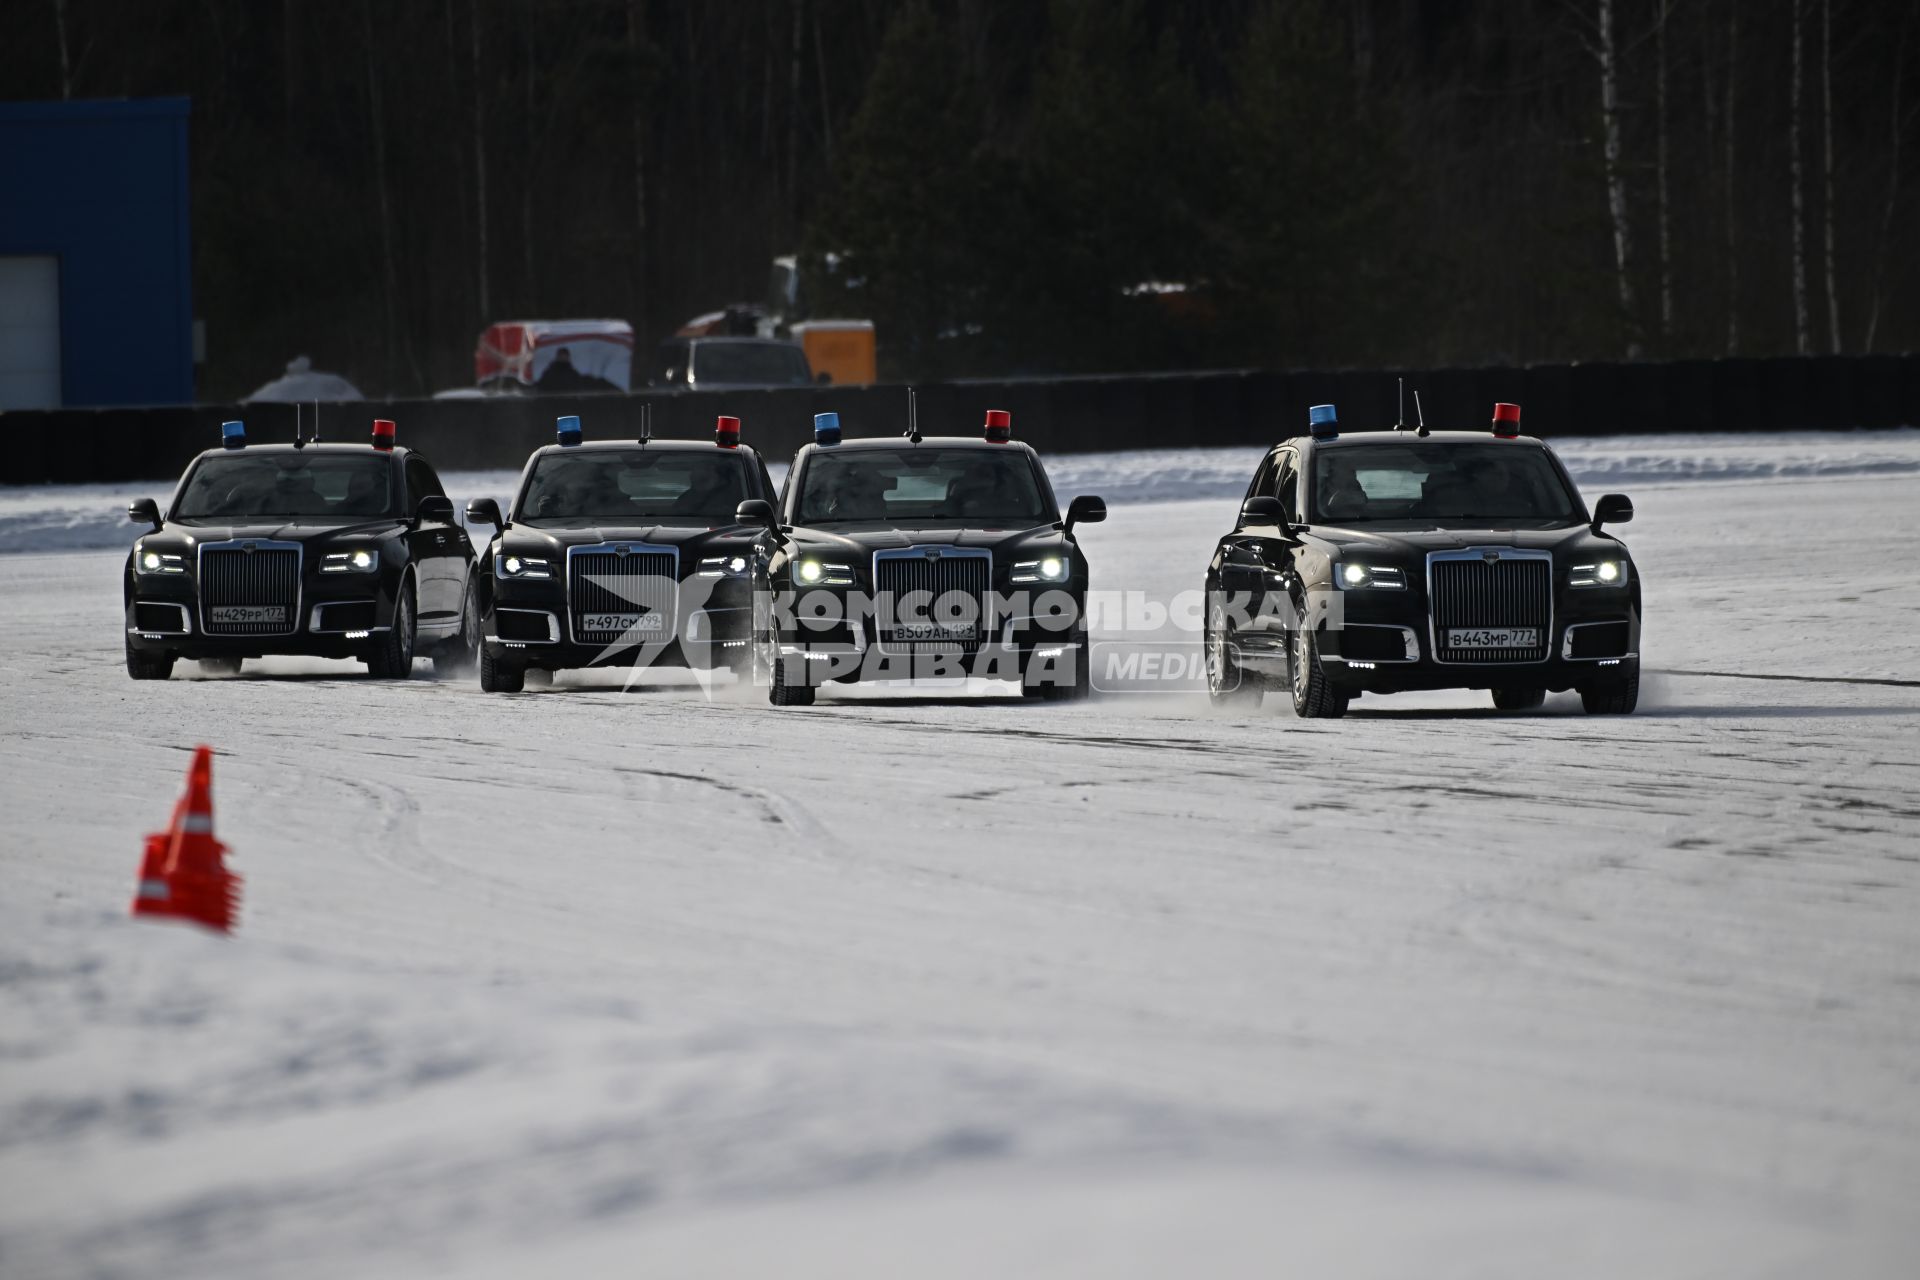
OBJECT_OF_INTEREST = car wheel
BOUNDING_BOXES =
[365,582,417,679]
[1205,603,1263,709]
[1492,687,1546,711]
[1041,644,1092,702]
[197,656,243,677]
[763,626,815,707]
[434,580,480,679]
[479,643,524,692]
[126,636,174,681]
[1288,625,1349,719]
[1579,660,1640,714]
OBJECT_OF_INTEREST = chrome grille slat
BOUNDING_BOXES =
[567,545,678,644]
[198,542,301,635]
[1428,550,1552,664]
[874,549,992,655]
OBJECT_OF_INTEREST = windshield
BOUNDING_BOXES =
[795,449,1052,525]
[174,453,395,519]
[519,451,748,521]
[691,342,810,386]
[1311,444,1579,526]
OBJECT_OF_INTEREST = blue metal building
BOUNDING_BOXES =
[0,98,193,409]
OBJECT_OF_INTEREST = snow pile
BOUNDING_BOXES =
[244,356,365,404]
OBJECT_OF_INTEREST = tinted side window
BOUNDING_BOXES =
[404,456,445,508]
[1275,454,1299,519]
[1246,454,1279,501]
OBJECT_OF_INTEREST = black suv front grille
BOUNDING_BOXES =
[569,550,677,643]
[200,547,300,635]
[1430,556,1551,663]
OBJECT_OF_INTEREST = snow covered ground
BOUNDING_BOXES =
[2,434,1917,1278]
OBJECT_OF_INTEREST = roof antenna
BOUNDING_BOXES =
[904,386,922,444]
[310,400,321,444]
[1396,377,1406,432]
[639,399,652,444]
[292,402,306,449]
[1413,389,1430,438]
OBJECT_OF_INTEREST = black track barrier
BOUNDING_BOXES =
[1852,354,1904,428]
[1521,364,1574,436]
[1569,362,1623,436]
[1663,360,1715,434]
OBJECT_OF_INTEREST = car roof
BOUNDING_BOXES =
[686,336,801,348]
[803,436,1038,454]
[1301,430,1545,449]
[527,439,765,458]
[192,443,410,460]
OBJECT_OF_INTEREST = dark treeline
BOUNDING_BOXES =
[9,0,1917,399]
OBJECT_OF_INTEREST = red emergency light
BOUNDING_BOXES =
[715,415,741,448]
[984,409,1011,443]
[1491,403,1522,438]
[371,419,396,451]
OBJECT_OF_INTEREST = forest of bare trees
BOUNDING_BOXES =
[9,0,1917,398]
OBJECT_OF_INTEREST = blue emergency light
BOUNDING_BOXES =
[556,415,583,447]
[814,412,842,446]
[1309,403,1339,440]
[221,420,246,450]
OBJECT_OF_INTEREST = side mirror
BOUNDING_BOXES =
[1239,495,1287,528]
[1591,493,1634,531]
[736,498,787,544]
[416,495,455,526]
[815,370,833,385]
[466,496,503,529]
[1064,494,1107,537]
[736,498,777,529]
[128,498,162,530]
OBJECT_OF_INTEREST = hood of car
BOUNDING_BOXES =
[497,521,761,558]
[156,518,407,546]
[783,522,1064,559]
[1306,523,1620,558]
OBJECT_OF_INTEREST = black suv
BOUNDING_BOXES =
[466,414,781,692]
[1204,403,1640,717]
[123,418,477,680]
[741,409,1106,706]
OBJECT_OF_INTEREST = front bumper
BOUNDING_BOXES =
[125,568,400,660]
[1234,590,1640,693]
[772,587,1088,685]
[480,575,755,671]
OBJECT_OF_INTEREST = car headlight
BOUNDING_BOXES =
[697,554,751,578]
[1570,560,1627,588]
[1012,555,1070,583]
[135,544,186,575]
[320,548,381,573]
[793,558,854,586]
[496,553,553,579]
[1336,563,1405,589]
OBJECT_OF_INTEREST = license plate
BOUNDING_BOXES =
[581,612,662,633]
[1448,627,1539,649]
[893,622,977,642]
[208,605,287,625]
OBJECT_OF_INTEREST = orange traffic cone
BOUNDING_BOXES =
[131,745,242,934]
